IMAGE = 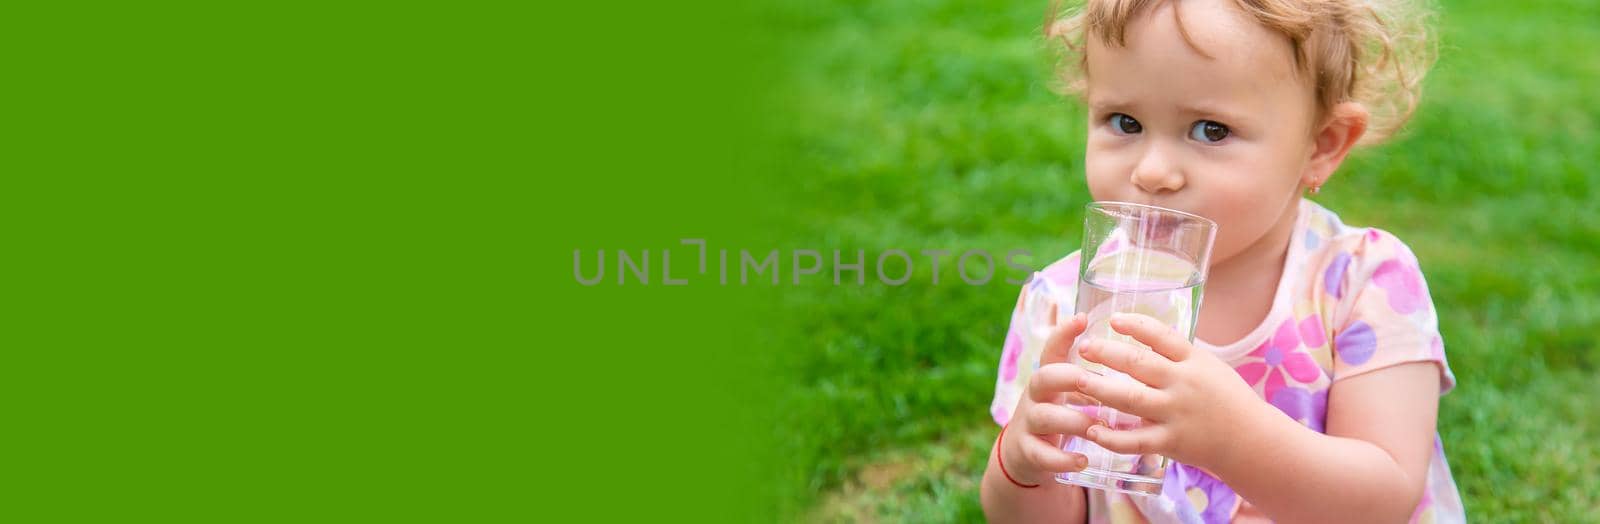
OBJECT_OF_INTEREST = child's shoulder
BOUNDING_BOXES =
[1035,250,1080,289]
[1299,201,1429,301]
[1303,201,1423,266]
[1304,201,1417,256]
[1012,251,1080,318]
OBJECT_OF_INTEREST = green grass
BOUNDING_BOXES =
[766,0,1600,521]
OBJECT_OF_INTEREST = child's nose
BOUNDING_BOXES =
[1130,144,1186,194]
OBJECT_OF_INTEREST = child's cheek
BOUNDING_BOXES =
[1208,200,1282,263]
[1082,151,1131,201]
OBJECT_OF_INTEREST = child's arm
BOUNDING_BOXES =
[1075,313,1439,524]
[980,313,1095,524]
[979,446,1088,524]
[1203,363,1438,523]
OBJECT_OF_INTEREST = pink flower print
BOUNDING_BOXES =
[1371,258,1426,314]
[993,403,1010,426]
[1409,475,1436,522]
[1298,314,1326,349]
[1096,228,1127,259]
[1002,329,1022,381]
[1235,317,1322,400]
[1039,264,1068,287]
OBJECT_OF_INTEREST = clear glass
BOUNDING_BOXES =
[1055,201,1217,497]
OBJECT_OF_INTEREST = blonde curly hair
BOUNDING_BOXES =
[1046,0,1436,144]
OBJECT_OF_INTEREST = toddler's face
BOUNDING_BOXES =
[1082,0,1319,266]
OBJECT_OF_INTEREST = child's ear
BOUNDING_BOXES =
[1303,102,1369,190]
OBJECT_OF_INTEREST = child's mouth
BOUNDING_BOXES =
[1141,211,1183,241]
[1137,204,1213,243]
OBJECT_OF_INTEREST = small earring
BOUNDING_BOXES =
[1308,181,1322,195]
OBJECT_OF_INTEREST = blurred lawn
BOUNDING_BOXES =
[767,0,1600,521]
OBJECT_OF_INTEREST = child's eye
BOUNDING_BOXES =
[1190,120,1230,143]
[1107,113,1142,135]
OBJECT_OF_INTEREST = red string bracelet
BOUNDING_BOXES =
[996,423,1040,489]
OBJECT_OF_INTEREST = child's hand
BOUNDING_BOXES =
[1073,312,1276,471]
[998,311,1098,484]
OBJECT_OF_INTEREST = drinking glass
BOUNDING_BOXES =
[1056,201,1217,497]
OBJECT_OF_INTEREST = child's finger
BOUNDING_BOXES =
[1109,313,1191,362]
[1077,337,1173,388]
[1040,312,1089,365]
[1085,424,1170,456]
[1027,363,1087,402]
[1076,371,1170,420]
[1025,402,1096,437]
[1017,430,1089,473]
[1063,391,1097,407]
[1075,405,1146,430]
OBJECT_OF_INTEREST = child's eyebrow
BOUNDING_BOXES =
[1086,98,1134,114]
[1177,102,1253,126]
[1086,98,1255,127]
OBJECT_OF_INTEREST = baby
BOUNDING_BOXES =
[981,0,1463,522]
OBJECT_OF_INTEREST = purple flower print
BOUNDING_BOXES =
[1162,462,1238,524]
[1235,317,1322,400]
[1324,252,1351,298]
[1002,329,1022,381]
[1371,258,1427,314]
[1269,386,1330,432]
[1335,320,1378,365]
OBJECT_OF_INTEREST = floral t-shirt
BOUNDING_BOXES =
[990,199,1465,523]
